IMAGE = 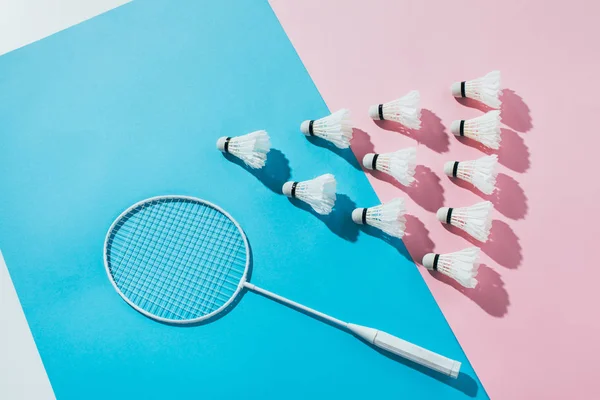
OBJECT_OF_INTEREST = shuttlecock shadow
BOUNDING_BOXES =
[443,220,522,270]
[360,225,411,261]
[402,215,436,262]
[454,97,493,113]
[496,129,530,173]
[288,193,359,242]
[449,173,528,220]
[350,128,375,163]
[456,128,530,173]
[365,341,479,397]
[306,134,362,170]
[500,89,532,133]
[371,165,445,213]
[351,129,445,212]
[407,166,446,212]
[223,148,291,193]
[429,264,509,318]
[374,109,450,153]
[362,215,433,264]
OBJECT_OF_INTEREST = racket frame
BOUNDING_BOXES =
[103,195,250,324]
[103,195,461,378]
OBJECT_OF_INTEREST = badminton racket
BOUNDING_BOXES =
[103,195,460,377]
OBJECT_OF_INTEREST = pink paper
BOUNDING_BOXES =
[270,0,600,398]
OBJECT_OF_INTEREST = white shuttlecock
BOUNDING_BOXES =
[444,155,498,195]
[300,109,353,149]
[422,247,480,288]
[362,147,416,186]
[368,90,422,129]
[282,174,336,215]
[450,110,501,149]
[351,198,406,238]
[437,201,493,242]
[451,70,502,109]
[217,130,271,169]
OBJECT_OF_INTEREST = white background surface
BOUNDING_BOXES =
[0,0,130,56]
[0,252,55,400]
[0,1,129,398]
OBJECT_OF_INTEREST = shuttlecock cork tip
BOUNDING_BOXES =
[444,161,457,177]
[422,253,437,269]
[351,208,365,225]
[450,120,462,136]
[437,207,451,223]
[451,82,462,97]
[300,120,311,135]
[368,104,381,120]
[282,181,294,197]
[216,136,228,152]
[362,153,376,170]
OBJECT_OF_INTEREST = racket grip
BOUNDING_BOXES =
[347,324,461,378]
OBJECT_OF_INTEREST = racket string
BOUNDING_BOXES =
[135,200,219,318]
[109,200,203,318]
[111,223,245,318]
[110,200,200,317]
[106,197,248,321]
[134,200,202,317]
[194,216,243,314]
[109,203,155,282]
[117,200,179,296]
[152,202,229,317]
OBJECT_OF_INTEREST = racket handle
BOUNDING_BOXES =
[347,324,461,378]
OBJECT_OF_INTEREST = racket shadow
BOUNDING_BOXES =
[251,284,477,395]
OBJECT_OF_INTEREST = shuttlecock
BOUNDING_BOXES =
[283,174,336,215]
[437,201,493,242]
[368,90,422,129]
[362,147,416,186]
[422,247,480,288]
[352,198,406,238]
[217,130,271,169]
[300,109,353,149]
[451,70,502,109]
[450,110,501,149]
[444,155,498,195]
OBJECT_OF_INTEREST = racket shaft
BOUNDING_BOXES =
[247,283,460,377]
[244,283,347,328]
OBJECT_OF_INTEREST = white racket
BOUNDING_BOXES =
[103,195,461,377]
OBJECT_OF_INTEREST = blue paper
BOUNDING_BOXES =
[0,1,487,398]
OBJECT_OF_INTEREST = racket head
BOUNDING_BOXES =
[103,195,250,324]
